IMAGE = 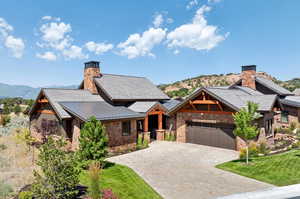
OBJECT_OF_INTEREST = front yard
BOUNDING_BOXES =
[80,163,162,199]
[216,150,300,186]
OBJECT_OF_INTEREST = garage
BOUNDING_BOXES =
[186,121,236,150]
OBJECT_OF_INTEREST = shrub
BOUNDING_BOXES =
[76,116,108,167]
[290,121,298,132]
[164,132,170,141]
[19,191,33,199]
[0,115,11,126]
[143,138,149,148]
[257,142,270,155]
[292,141,300,149]
[240,143,259,160]
[0,116,29,136]
[169,133,176,141]
[136,133,143,149]
[31,137,79,199]
[0,143,7,151]
[0,181,13,199]
[87,162,102,199]
[14,104,22,115]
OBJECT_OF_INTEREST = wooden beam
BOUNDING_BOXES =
[191,100,218,105]
[216,101,223,111]
[189,100,197,110]
[144,116,149,132]
[148,111,164,115]
[38,99,48,103]
[179,109,234,115]
[158,113,163,130]
[37,110,55,115]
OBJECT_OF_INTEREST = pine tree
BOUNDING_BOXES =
[77,116,108,164]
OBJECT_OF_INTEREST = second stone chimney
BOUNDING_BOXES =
[84,61,101,94]
[241,65,256,90]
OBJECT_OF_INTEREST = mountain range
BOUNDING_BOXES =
[0,83,77,99]
[1,72,299,99]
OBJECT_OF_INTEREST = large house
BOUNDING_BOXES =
[29,62,300,151]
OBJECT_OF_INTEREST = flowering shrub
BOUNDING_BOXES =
[102,189,118,199]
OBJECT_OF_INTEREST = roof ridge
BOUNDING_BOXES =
[43,88,84,91]
[100,73,146,79]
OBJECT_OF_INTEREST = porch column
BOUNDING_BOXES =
[158,113,163,130]
[144,116,148,132]
[143,116,150,143]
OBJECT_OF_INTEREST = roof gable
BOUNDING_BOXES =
[30,88,104,119]
[168,87,278,114]
[94,74,169,101]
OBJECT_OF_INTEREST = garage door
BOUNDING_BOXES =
[186,121,236,150]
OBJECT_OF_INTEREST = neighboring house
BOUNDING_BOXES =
[29,62,298,151]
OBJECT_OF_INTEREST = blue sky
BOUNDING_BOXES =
[0,0,299,87]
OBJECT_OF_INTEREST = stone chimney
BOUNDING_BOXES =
[84,61,101,94]
[241,65,256,90]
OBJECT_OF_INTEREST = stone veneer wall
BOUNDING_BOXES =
[30,112,67,142]
[71,119,137,152]
[176,112,235,143]
[274,105,300,128]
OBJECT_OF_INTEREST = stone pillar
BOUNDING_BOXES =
[156,129,165,141]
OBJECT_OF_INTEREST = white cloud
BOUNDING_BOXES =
[85,41,113,55]
[166,18,174,24]
[117,27,166,59]
[62,45,87,59]
[208,0,222,3]
[0,18,13,38]
[37,18,89,60]
[186,0,198,10]
[4,35,25,58]
[40,22,71,46]
[167,5,227,51]
[0,18,25,58]
[42,16,61,21]
[173,49,180,55]
[36,51,57,61]
[153,14,164,28]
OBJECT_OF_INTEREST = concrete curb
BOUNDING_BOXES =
[217,184,300,199]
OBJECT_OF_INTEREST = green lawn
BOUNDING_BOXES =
[216,150,300,186]
[80,163,162,199]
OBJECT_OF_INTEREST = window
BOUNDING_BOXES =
[122,121,131,136]
[281,111,289,123]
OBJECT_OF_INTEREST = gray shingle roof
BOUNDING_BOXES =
[280,96,300,108]
[161,99,181,111]
[94,74,169,101]
[233,86,264,95]
[169,87,278,114]
[293,88,300,96]
[207,88,277,112]
[43,89,104,119]
[128,101,159,113]
[255,76,293,96]
[60,101,145,121]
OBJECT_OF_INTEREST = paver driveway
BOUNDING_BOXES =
[108,141,273,199]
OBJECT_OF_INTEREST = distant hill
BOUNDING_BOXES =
[158,72,300,98]
[0,83,78,99]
